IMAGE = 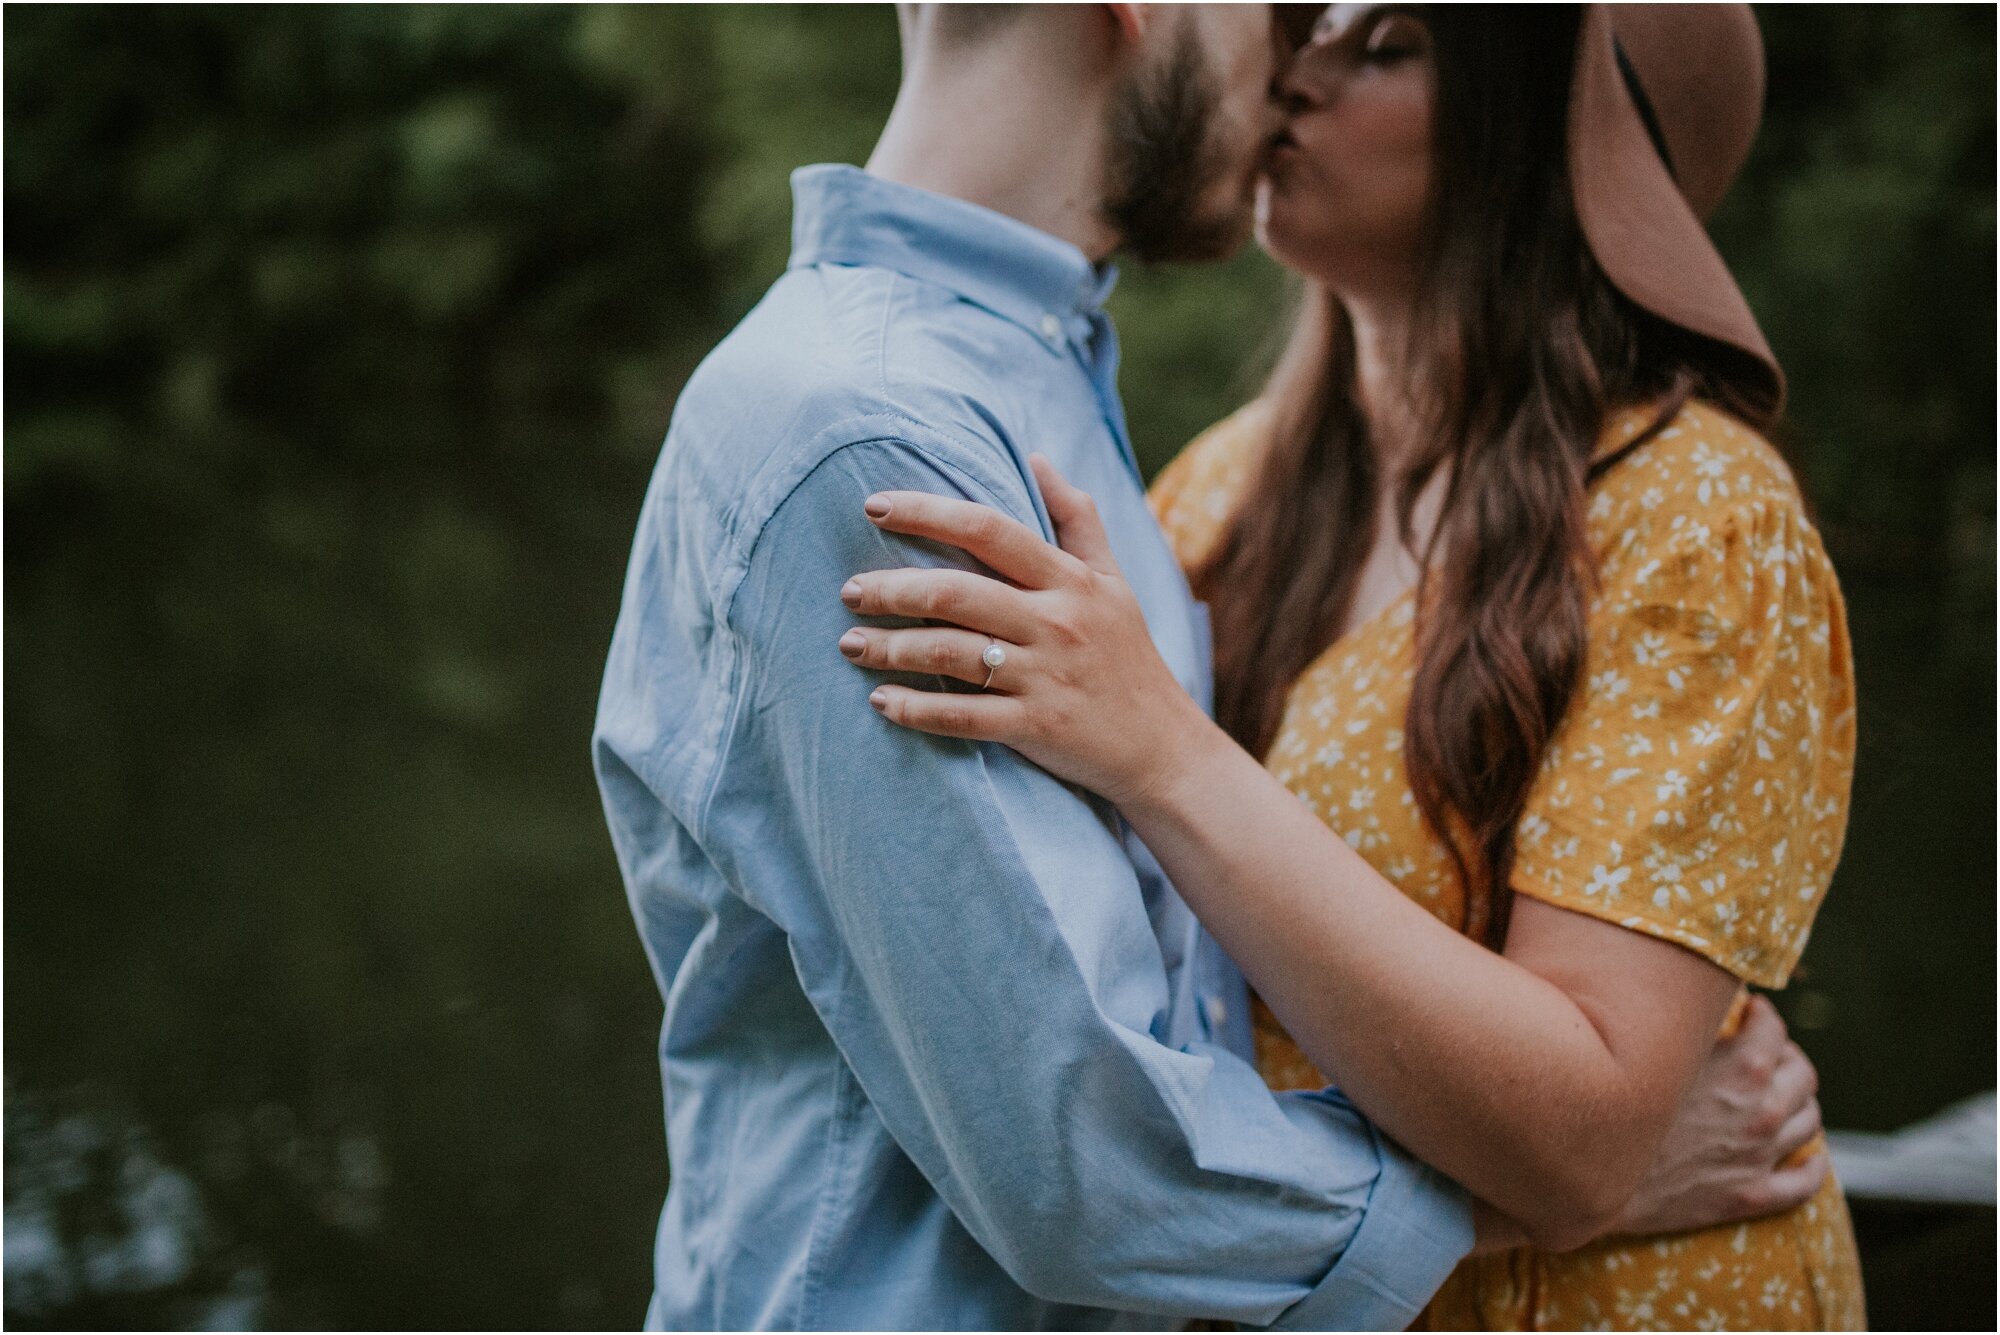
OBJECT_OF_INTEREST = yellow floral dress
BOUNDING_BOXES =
[1149,399,1866,1331]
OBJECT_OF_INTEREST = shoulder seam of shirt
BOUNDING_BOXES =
[725,431,1021,631]
[692,433,1024,837]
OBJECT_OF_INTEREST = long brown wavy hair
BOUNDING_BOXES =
[1194,6,1780,946]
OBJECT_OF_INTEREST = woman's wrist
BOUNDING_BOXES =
[1117,697,1252,827]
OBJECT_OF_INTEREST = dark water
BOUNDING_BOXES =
[5,484,1994,1332]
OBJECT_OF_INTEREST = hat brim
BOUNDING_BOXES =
[1569,5,1785,414]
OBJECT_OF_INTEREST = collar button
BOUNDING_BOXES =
[1039,313,1064,343]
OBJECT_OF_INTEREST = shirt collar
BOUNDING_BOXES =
[788,164,1118,344]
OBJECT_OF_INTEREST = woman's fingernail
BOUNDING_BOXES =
[840,579,862,608]
[839,630,866,659]
[864,496,891,520]
[869,688,888,712]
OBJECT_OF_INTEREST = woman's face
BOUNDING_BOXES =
[1257,4,1438,301]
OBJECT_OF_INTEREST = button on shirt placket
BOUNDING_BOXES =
[1082,310,1142,487]
[1043,298,1142,491]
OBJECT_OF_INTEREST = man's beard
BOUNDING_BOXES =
[1099,20,1254,265]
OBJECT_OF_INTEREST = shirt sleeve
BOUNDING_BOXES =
[1510,487,1857,988]
[718,435,1472,1328]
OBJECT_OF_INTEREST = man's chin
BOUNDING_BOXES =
[1151,181,1260,264]
[1196,206,1258,263]
[1201,158,1273,259]
[1127,206,1254,265]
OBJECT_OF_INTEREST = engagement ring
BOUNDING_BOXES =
[980,641,1007,691]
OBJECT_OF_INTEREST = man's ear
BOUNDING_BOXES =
[1104,3,1149,45]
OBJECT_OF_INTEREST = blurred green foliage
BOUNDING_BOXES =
[4,5,1992,1329]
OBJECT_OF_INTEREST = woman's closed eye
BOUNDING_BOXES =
[1362,13,1429,64]
[1295,6,1431,76]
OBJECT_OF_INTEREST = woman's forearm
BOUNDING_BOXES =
[838,473,1734,1243]
[1471,1199,1532,1255]
[1124,719,1705,1246]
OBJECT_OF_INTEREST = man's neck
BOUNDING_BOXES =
[866,17,1120,263]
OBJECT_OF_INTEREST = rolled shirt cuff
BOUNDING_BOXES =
[1266,1122,1474,1331]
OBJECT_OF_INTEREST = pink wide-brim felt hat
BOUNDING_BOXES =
[1571,3,1784,412]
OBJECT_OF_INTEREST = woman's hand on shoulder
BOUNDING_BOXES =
[837,454,1219,809]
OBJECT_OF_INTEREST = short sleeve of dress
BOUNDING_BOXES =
[1510,430,1857,988]
[1148,399,1274,572]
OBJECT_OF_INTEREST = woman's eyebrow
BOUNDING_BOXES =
[1307,4,1424,50]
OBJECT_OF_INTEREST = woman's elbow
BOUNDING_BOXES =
[1515,1154,1647,1253]
[1519,1200,1621,1254]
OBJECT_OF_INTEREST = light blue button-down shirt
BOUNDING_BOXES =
[592,163,1472,1331]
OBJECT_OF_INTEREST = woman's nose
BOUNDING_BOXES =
[1277,76,1318,118]
[1275,55,1324,112]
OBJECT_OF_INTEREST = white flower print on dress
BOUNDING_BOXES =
[1152,399,1863,1330]
[1584,863,1631,898]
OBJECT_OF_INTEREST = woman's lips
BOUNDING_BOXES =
[1263,129,1301,171]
